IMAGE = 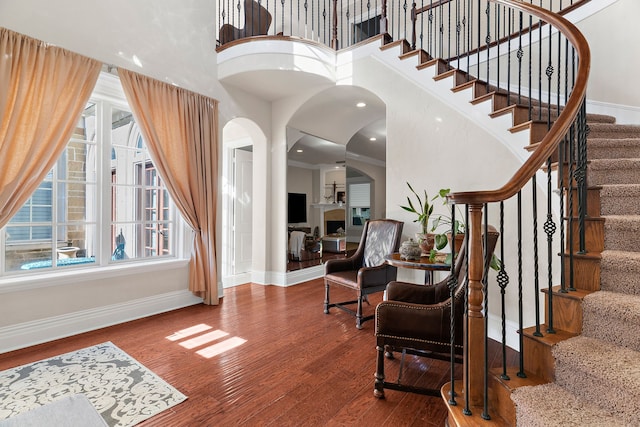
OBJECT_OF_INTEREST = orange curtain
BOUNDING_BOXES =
[118,68,219,305]
[0,28,101,228]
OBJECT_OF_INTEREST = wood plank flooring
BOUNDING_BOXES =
[0,279,512,426]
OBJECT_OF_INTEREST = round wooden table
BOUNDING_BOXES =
[384,253,450,284]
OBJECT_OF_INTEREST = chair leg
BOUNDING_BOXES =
[355,292,364,329]
[374,344,385,398]
[324,281,330,314]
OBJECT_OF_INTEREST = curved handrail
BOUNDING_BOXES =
[447,0,590,206]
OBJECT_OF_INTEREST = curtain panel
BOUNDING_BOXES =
[0,27,101,229]
[118,68,219,305]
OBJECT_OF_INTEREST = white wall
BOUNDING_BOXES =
[577,0,640,121]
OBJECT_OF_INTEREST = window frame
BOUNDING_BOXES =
[0,71,188,279]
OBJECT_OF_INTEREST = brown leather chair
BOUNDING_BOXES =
[373,226,499,398]
[324,219,404,329]
[219,0,272,45]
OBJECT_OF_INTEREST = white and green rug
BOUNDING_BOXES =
[0,342,187,426]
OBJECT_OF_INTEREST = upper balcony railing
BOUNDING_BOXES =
[216,0,589,51]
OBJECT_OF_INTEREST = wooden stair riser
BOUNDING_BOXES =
[453,79,490,99]
[380,38,410,54]
[489,374,516,426]
[510,121,549,146]
[521,326,578,384]
[542,287,592,334]
[566,217,604,253]
[565,187,600,217]
[487,369,548,427]
[471,91,509,113]
[562,254,601,292]
[522,334,555,383]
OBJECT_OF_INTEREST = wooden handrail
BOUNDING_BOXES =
[447,0,590,206]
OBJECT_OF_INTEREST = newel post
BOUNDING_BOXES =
[331,0,339,49]
[464,204,486,408]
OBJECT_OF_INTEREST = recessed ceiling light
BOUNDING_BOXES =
[296,149,303,152]
[369,137,377,141]
[356,102,366,108]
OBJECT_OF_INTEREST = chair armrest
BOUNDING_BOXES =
[325,256,360,274]
[385,281,439,305]
[358,264,397,288]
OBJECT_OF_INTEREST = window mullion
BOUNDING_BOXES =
[98,100,112,264]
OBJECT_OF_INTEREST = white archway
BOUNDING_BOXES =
[221,118,267,290]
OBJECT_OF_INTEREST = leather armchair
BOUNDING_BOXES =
[374,226,499,398]
[324,219,404,329]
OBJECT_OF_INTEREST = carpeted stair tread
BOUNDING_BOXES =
[599,184,640,215]
[604,215,640,252]
[582,291,640,351]
[588,122,640,139]
[601,250,640,295]
[588,138,640,159]
[511,383,629,427]
[588,158,640,186]
[553,336,640,426]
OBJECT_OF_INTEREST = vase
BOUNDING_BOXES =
[447,232,465,255]
[399,238,422,260]
[415,233,435,255]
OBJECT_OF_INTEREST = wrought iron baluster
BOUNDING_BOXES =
[517,190,527,378]
[498,201,510,380]
[448,203,458,407]
[577,100,588,254]
[532,175,542,337]
[545,154,556,334]
[559,133,567,294]
[482,208,490,421]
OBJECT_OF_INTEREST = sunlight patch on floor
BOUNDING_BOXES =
[165,323,212,341]
[166,324,247,358]
[196,337,247,358]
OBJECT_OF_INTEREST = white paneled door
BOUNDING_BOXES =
[233,148,253,275]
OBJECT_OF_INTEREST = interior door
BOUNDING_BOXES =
[233,148,253,274]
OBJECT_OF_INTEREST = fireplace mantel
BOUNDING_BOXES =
[312,204,345,236]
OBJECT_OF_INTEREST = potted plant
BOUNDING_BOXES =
[429,188,501,271]
[430,188,465,254]
[399,182,438,253]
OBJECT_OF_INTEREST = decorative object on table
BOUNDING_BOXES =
[399,238,422,260]
[0,342,187,427]
[399,182,439,254]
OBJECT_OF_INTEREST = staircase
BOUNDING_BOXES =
[508,120,640,426]
[376,28,640,427]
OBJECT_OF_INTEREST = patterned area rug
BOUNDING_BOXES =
[0,342,187,426]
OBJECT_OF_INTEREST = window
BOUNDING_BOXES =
[353,14,381,44]
[1,73,179,275]
[348,182,371,226]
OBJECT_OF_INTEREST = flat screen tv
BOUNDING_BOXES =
[288,192,307,224]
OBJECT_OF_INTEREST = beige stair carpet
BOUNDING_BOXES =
[512,119,640,426]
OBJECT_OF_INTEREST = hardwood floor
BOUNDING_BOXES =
[0,279,511,426]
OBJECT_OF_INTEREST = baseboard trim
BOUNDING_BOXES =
[0,290,202,354]
[285,265,324,286]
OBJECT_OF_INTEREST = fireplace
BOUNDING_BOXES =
[326,220,346,235]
